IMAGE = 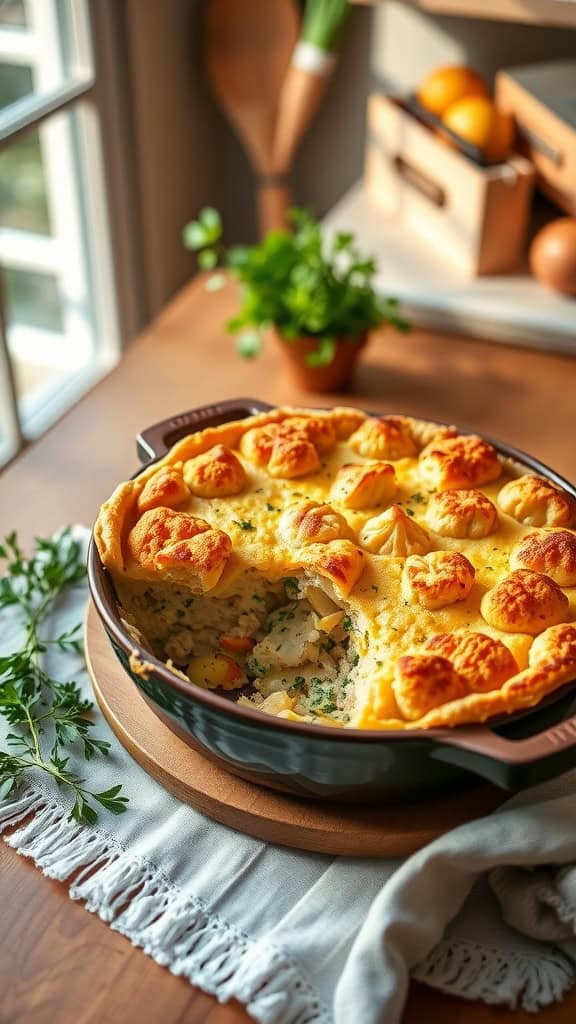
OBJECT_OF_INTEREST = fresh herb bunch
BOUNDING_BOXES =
[0,529,129,825]
[182,207,409,366]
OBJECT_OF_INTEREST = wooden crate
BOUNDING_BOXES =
[496,62,576,216]
[365,94,535,277]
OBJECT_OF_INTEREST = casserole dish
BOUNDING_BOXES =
[88,399,576,801]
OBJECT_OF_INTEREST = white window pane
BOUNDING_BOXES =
[0,1,27,30]
[0,103,119,442]
[0,125,51,232]
[0,1,91,117]
[4,266,63,330]
[0,61,33,110]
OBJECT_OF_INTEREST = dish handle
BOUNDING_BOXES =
[136,399,274,463]
[432,710,576,790]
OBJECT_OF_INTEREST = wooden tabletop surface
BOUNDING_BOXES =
[1,275,576,1023]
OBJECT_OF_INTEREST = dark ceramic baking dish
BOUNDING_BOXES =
[88,398,576,802]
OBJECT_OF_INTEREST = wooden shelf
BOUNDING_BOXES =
[323,183,576,353]
[352,0,576,29]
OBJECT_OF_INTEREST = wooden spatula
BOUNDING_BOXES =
[204,0,299,234]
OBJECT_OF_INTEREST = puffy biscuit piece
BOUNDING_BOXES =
[406,418,457,451]
[239,423,281,467]
[137,467,190,514]
[349,415,417,461]
[402,551,475,610]
[359,504,433,556]
[480,569,569,636]
[94,481,139,571]
[128,508,231,591]
[183,444,246,498]
[511,530,576,587]
[425,631,517,692]
[412,654,576,730]
[330,407,367,439]
[280,500,352,547]
[300,539,365,598]
[330,462,397,510]
[498,475,576,528]
[267,439,321,479]
[529,623,576,667]
[427,489,498,539]
[393,654,468,720]
[282,415,336,452]
[239,414,335,469]
[419,434,502,492]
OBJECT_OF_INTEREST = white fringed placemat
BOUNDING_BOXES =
[2,528,576,1024]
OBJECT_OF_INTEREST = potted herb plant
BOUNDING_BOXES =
[182,207,409,393]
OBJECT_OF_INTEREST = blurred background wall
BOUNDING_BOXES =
[123,0,576,316]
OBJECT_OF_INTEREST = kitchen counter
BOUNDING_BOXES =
[1,274,575,1023]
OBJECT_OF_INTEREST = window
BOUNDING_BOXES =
[0,0,121,466]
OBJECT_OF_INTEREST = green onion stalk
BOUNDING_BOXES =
[272,0,350,175]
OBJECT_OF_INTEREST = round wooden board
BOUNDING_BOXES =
[85,602,506,857]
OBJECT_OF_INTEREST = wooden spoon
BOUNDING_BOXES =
[204,0,299,234]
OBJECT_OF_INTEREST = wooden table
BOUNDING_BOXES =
[1,276,575,1023]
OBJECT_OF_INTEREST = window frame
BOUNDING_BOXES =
[0,0,146,467]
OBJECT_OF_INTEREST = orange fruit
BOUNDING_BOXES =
[442,96,515,163]
[417,65,488,118]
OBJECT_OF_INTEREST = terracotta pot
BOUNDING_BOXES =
[275,330,368,393]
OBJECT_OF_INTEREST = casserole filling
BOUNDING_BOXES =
[116,573,359,724]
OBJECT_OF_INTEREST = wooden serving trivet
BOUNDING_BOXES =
[85,603,506,857]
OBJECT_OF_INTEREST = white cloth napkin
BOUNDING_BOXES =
[2,527,576,1024]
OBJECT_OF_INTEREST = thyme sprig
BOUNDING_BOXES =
[0,530,129,825]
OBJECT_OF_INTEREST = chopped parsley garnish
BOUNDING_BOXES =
[265,502,279,512]
[292,676,307,691]
[283,577,300,597]
[410,492,425,504]
[342,616,353,631]
[233,519,256,531]
[350,652,360,667]
[405,507,415,517]
[247,658,268,677]
[275,609,295,623]
[309,678,337,714]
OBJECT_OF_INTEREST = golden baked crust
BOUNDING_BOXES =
[349,416,417,460]
[359,505,432,556]
[280,500,353,547]
[419,435,502,491]
[425,631,517,691]
[480,569,569,636]
[268,438,321,479]
[184,445,246,498]
[393,655,468,719]
[510,530,576,587]
[94,406,576,731]
[529,623,576,666]
[427,489,498,539]
[498,475,576,528]
[401,551,475,610]
[137,466,190,513]
[127,508,232,591]
[330,462,397,510]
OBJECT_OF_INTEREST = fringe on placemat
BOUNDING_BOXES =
[413,937,575,1011]
[0,789,330,1024]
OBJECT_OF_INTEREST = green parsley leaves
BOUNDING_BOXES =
[0,530,129,825]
